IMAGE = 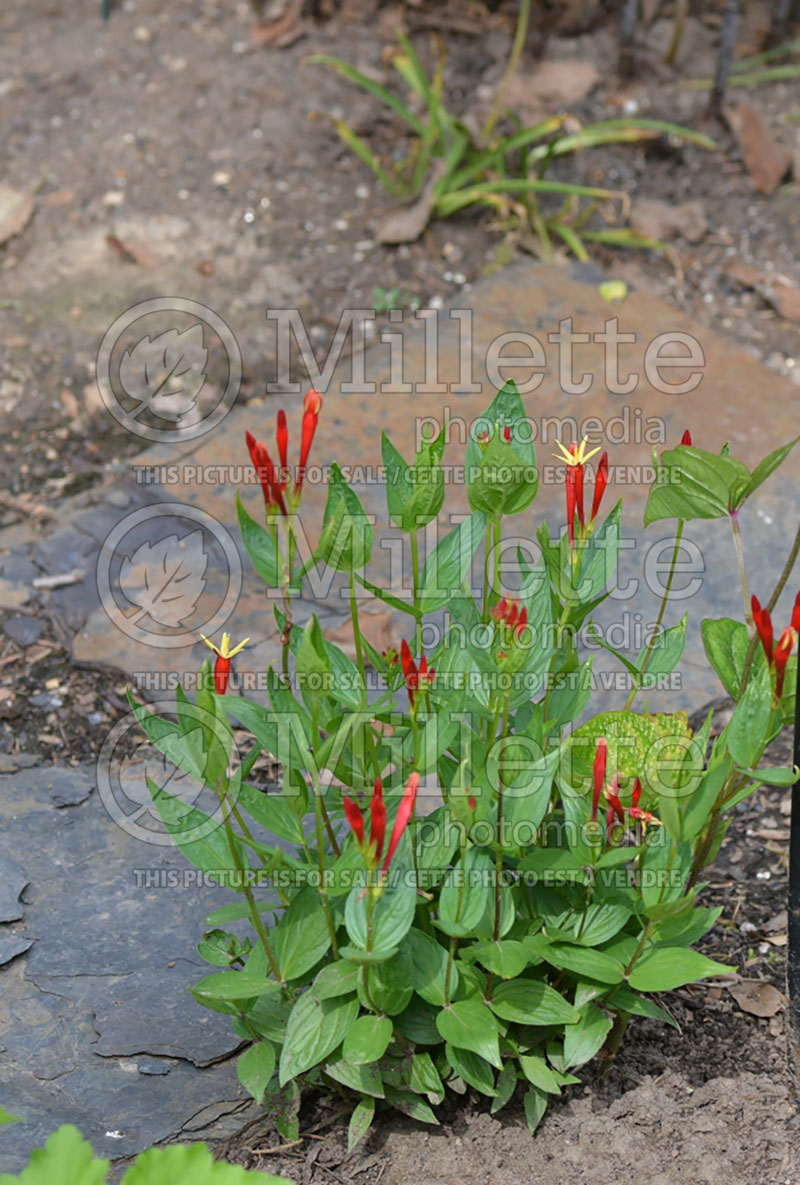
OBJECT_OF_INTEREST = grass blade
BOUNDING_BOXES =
[306,53,427,136]
[434,178,620,218]
[581,227,664,250]
[328,117,404,196]
[550,221,590,261]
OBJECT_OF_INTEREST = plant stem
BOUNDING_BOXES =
[444,935,458,1006]
[410,528,424,655]
[349,567,381,782]
[481,0,532,142]
[625,519,683,710]
[730,509,752,629]
[216,779,287,993]
[312,701,339,958]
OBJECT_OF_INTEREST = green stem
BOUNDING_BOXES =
[482,523,492,624]
[487,690,511,1001]
[361,887,380,1012]
[216,779,287,993]
[312,701,339,958]
[349,568,381,782]
[730,510,752,629]
[410,528,423,656]
[481,0,532,142]
[625,519,684,711]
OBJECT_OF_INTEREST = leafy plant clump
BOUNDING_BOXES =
[133,384,799,1146]
[308,25,716,258]
[0,1120,292,1184]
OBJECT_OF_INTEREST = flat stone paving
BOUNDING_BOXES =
[1,260,798,1172]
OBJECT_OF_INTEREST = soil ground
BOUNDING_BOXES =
[2,0,800,1180]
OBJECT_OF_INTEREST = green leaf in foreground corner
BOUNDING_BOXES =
[0,1124,108,1185]
[121,1141,295,1183]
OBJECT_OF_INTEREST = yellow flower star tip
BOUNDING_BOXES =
[553,437,601,466]
[228,636,250,658]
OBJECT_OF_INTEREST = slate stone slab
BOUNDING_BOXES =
[0,933,32,967]
[0,855,27,922]
[1,616,44,648]
[0,764,268,1173]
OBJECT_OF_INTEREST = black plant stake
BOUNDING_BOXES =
[789,656,800,1046]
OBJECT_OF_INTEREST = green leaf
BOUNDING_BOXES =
[405,928,458,1006]
[312,961,360,1000]
[700,617,757,699]
[488,979,579,1025]
[121,1141,294,1183]
[273,886,332,981]
[236,491,280,586]
[146,778,242,888]
[436,998,502,1069]
[0,1125,108,1185]
[607,985,679,1028]
[742,764,799,787]
[726,667,773,768]
[490,1063,518,1115]
[563,1003,613,1068]
[191,972,281,1003]
[538,943,624,985]
[519,1055,562,1095]
[342,1015,394,1065]
[445,1044,498,1097]
[628,947,734,992]
[523,1086,548,1135]
[345,860,417,956]
[237,1042,276,1104]
[437,845,495,937]
[347,1096,375,1153]
[464,382,538,517]
[383,1086,439,1125]
[460,939,530,979]
[637,614,687,684]
[645,446,751,523]
[279,991,359,1085]
[325,1057,384,1098]
[742,433,800,501]
[314,462,373,574]
[419,512,486,613]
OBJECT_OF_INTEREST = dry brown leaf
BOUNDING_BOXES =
[630,198,707,244]
[251,2,305,49]
[0,183,36,246]
[375,164,445,245]
[728,981,784,1018]
[725,101,791,195]
[763,910,788,933]
[105,233,159,268]
[725,262,800,325]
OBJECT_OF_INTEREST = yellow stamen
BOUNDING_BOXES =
[201,632,250,659]
[552,436,602,467]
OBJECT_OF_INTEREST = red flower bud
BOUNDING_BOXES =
[382,771,419,873]
[276,409,288,488]
[245,430,287,516]
[297,388,322,493]
[343,795,365,846]
[751,594,774,665]
[503,426,512,444]
[370,777,386,862]
[592,737,607,824]
[591,451,609,524]
[775,627,796,698]
[681,429,692,446]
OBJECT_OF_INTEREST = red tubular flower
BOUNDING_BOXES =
[792,589,800,636]
[276,409,288,490]
[343,796,365,846]
[681,429,692,446]
[382,771,419,873]
[503,426,512,444]
[468,794,477,811]
[400,640,434,710]
[554,438,601,548]
[201,632,249,696]
[370,778,386,861]
[591,451,609,524]
[296,388,322,493]
[775,628,795,698]
[245,430,287,516]
[752,595,774,665]
[516,605,528,639]
[592,737,607,823]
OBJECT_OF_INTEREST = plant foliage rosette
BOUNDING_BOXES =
[133,383,799,1146]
